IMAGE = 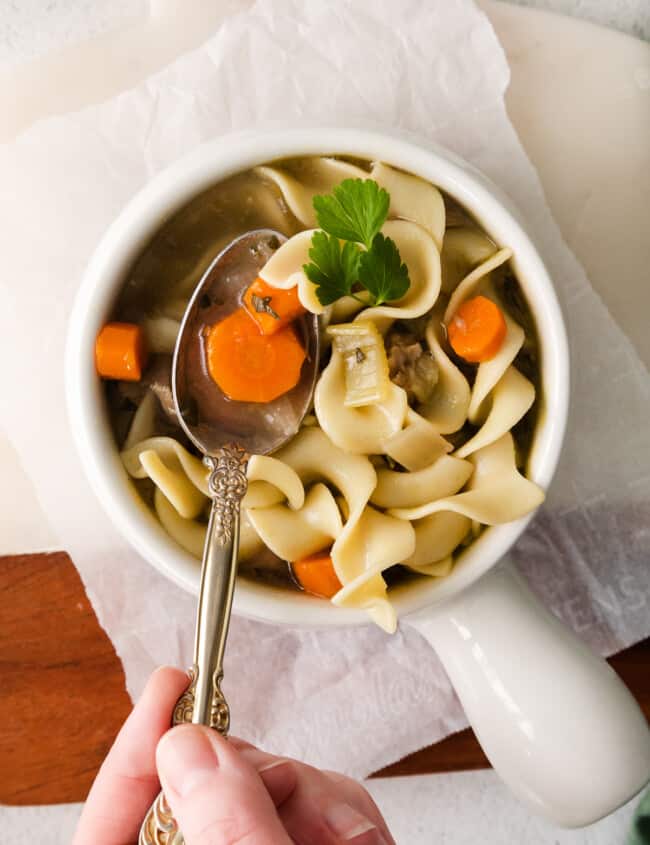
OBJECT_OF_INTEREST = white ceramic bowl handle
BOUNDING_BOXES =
[406,562,650,827]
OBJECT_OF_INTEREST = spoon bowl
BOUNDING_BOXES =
[172,229,320,456]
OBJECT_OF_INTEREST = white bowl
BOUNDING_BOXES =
[66,129,650,826]
[65,127,568,627]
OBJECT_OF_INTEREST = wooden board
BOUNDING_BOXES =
[0,551,648,805]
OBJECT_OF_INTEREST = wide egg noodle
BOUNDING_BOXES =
[155,488,263,561]
[370,161,445,250]
[443,246,513,324]
[332,568,397,634]
[404,511,471,569]
[242,482,286,509]
[408,555,454,578]
[454,365,535,459]
[246,454,305,510]
[123,390,158,450]
[389,432,544,524]
[419,315,471,434]
[382,408,451,471]
[258,427,407,630]
[440,227,496,294]
[255,157,367,228]
[315,348,408,454]
[257,229,325,315]
[122,433,315,560]
[246,482,343,562]
[121,435,209,518]
[121,435,301,545]
[329,292,372,322]
[370,453,473,509]
[468,305,525,424]
[268,428,376,583]
[358,219,441,327]
[331,504,415,633]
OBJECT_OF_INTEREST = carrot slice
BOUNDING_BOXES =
[243,277,306,336]
[292,552,342,599]
[95,322,148,381]
[206,308,306,403]
[447,295,507,363]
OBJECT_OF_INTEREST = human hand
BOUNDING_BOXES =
[72,667,395,845]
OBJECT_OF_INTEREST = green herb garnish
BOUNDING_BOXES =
[303,178,411,307]
[359,233,410,305]
[312,178,389,249]
[303,231,362,306]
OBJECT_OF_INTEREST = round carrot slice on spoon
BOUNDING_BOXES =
[206,308,306,403]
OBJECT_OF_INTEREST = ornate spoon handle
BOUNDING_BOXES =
[139,444,248,845]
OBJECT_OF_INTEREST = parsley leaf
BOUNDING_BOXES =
[303,231,362,305]
[358,233,410,305]
[307,176,412,307]
[313,179,390,249]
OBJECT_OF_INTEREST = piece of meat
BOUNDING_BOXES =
[385,328,438,404]
[146,356,178,423]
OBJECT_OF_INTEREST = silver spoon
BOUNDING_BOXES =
[139,229,319,845]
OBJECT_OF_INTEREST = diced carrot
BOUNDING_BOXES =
[242,277,306,335]
[447,295,507,363]
[95,322,148,381]
[206,308,306,403]
[292,551,342,599]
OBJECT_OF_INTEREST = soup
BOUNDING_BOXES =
[97,156,543,632]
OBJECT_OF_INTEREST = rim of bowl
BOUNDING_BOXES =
[65,127,569,629]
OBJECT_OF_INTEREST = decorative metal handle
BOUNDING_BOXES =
[139,444,248,845]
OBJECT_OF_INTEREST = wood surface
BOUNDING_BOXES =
[0,551,648,806]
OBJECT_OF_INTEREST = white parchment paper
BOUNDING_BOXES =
[0,0,147,70]
[1,0,649,779]
[0,770,639,845]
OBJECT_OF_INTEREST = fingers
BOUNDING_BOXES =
[276,764,389,845]
[228,738,297,807]
[229,740,391,845]
[156,724,292,845]
[72,666,189,845]
[323,772,396,845]
[73,675,394,845]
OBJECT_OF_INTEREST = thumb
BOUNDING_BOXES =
[156,724,291,845]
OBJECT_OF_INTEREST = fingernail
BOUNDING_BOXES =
[237,745,275,769]
[325,802,377,840]
[237,745,287,772]
[258,759,289,774]
[239,745,291,783]
[157,726,218,797]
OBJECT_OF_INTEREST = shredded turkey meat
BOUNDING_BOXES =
[385,327,438,405]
